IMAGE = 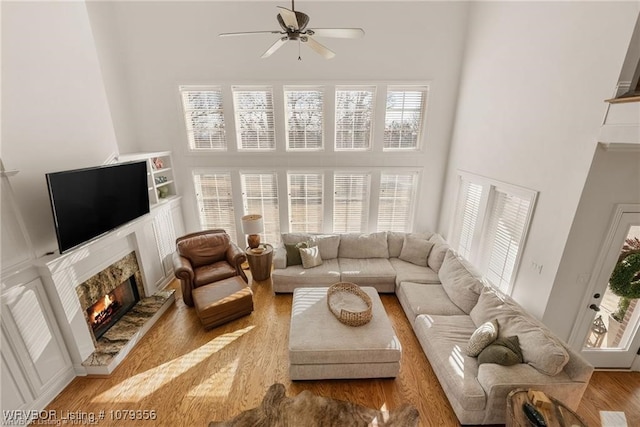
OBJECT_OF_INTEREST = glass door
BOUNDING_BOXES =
[578,211,640,368]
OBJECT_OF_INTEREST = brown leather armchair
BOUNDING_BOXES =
[172,229,248,307]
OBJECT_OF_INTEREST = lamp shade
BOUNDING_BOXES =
[241,214,264,235]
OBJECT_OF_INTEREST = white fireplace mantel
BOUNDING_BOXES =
[35,198,183,374]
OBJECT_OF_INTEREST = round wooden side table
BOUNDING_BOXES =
[245,244,273,282]
[506,389,586,427]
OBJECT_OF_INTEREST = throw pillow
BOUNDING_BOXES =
[464,319,499,357]
[300,246,323,269]
[478,335,524,366]
[399,236,434,266]
[438,250,485,314]
[285,243,303,267]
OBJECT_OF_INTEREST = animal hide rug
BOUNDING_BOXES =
[209,383,419,427]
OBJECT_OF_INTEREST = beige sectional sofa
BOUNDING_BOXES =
[272,231,593,425]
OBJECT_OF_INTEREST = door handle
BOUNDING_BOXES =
[589,304,600,312]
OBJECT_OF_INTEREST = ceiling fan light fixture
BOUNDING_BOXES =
[219,0,364,60]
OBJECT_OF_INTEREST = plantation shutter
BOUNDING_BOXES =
[285,88,324,150]
[377,172,418,232]
[483,190,531,293]
[453,180,484,259]
[287,173,323,233]
[333,173,371,233]
[181,88,227,150]
[335,87,375,150]
[384,88,427,150]
[233,87,276,150]
[240,173,280,244]
[193,172,237,243]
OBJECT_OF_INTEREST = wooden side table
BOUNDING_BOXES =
[506,389,587,427]
[245,244,273,282]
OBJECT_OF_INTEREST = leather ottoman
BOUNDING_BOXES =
[192,276,253,329]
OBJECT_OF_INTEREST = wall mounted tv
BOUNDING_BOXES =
[46,161,150,254]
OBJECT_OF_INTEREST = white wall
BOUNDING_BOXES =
[439,2,639,322]
[1,1,119,255]
[546,146,640,342]
[87,1,470,235]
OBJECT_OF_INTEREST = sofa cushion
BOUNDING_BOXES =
[465,319,499,357]
[396,282,465,325]
[271,259,341,292]
[399,236,434,266]
[300,246,323,268]
[338,232,389,259]
[477,336,523,366]
[338,258,396,291]
[427,234,450,272]
[438,250,485,314]
[413,314,486,412]
[471,288,570,376]
[389,259,440,285]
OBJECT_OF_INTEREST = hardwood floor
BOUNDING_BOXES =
[44,276,640,426]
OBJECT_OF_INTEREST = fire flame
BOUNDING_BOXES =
[90,293,114,325]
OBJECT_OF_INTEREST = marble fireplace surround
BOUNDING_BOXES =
[36,227,175,376]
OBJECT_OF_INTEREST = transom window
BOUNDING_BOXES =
[180,87,227,150]
[285,87,324,151]
[384,87,428,150]
[232,86,276,151]
[450,172,537,294]
[335,87,375,151]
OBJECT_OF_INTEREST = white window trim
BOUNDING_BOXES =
[334,85,377,152]
[232,85,276,152]
[180,85,228,152]
[383,85,429,152]
[284,85,325,152]
[450,170,537,295]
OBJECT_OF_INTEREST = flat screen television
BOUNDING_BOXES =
[46,161,150,254]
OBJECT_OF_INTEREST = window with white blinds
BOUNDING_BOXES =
[333,173,371,233]
[240,172,280,244]
[193,172,237,243]
[288,173,324,233]
[335,87,375,151]
[180,87,227,150]
[484,190,532,293]
[233,87,276,150]
[384,88,427,150]
[452,181,484,259]
[377,172,418,232]
[285,87,324,151]
[450,173,536,294]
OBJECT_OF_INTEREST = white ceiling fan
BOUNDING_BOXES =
[219,0,365,60]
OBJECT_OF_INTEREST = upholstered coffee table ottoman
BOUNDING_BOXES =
[289,286,402,380]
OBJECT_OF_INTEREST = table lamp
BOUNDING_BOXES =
[241,214,264,249]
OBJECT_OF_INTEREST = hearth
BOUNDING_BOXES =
[87,276,140,340]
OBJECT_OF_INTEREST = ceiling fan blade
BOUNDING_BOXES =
[303,37,335,59]
[261,37,288,59]
[219,31,282,37]
[277,6,299,30]
[308,28,365,39]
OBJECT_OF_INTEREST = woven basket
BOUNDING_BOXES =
[327,282,373,327]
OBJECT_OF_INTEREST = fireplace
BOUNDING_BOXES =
[86,276,140,340]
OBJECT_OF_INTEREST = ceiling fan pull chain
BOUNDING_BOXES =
[298,39,302,61]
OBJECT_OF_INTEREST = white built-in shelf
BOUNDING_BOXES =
[117,151,177,206]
